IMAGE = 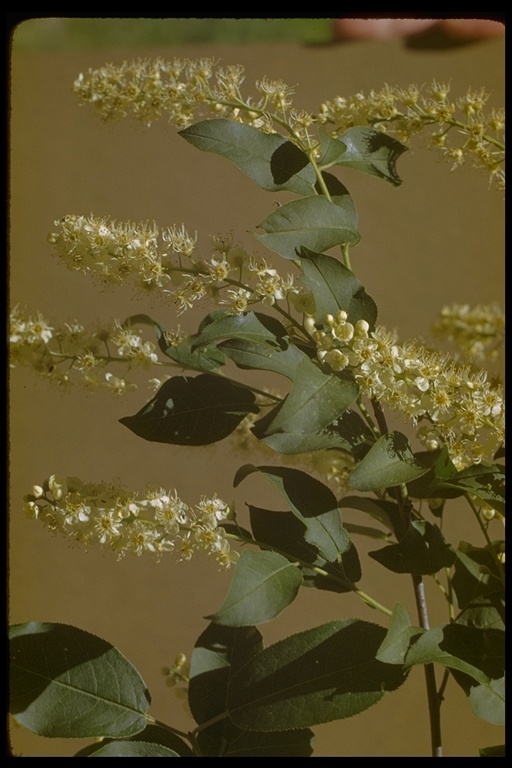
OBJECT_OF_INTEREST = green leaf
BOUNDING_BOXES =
[119,374,258,446]
[255,407,372,457]
[469,677,505,725]
[376,603,422,664]
[479,744,506,757]
[208,550,303,626]
[299,247,378,329]
[122,313,225,372]
[349,431,430,492]
[249,505,361,592]
[9,622,149,739]
[188,623,263,726]
[335,126,408,186]
[451,544,504,610]
[257,195,360,260]
[84,741,180,757]
[227,619,406,730]
[338,496,401,535]
[443,464,505,515]
[405,624,504,689]
[192,311,288,348]
[75,723,193,757]
[234,465,350,562]
[219,338,306,380]
[188,624,314,755]
[370,520,455,575]
[318,130,348,166]
[179,119,316,195]
[253,356,358,439]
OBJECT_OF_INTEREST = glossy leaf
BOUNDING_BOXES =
[192,311,288,349]
[179,119,316,195]
[188,623,263,727]
[299,247,378,329]
[208,550,303,626]
[369,520,455,575]
[338,496,400,536]
[227,619,406,730]
[334,126,407,186]
[219,338,306,380]
[451,544,504,610]
[318,130,348,166]
[189,624,313,755]
[249,505,361,592]
[234,465,350,562]
[376,603,422,664]
[9,622,149,739]
[349,431,429,492]
[253,356,358,439]
[405,624,504,686]
[74,724,193,757]
[122,313,225,372]
[255,407,372,457]
[257,195,360,260]
[468,678,505,725]
[119,374,258,446]
[83,741,179,757]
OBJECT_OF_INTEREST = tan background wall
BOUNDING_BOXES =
[9,23,504,756]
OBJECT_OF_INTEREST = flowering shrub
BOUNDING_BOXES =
[9,58,504,757]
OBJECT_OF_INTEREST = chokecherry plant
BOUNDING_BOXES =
[10,58,504,757]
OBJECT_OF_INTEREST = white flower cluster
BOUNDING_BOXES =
[311,311,504,469]
[9,305,164,394]
[24,475,239,568]
[48,216,299,314]
[432,303,504,366]
[72,57,307,137]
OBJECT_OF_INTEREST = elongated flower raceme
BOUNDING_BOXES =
[48,216,299,312]
[317,81,505,190]
[313,312,504,469]
[24,475,239,568]
[9,305,170,393]
[431,303,505,366]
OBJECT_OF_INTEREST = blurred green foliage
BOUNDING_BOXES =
[12,18,332,51]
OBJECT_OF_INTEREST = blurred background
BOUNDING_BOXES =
[9,18,504,757]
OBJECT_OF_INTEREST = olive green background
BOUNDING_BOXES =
[9,20,504,757]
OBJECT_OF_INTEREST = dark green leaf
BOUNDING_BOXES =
[443,464,505,515]
[254,407,372,457]
[252,356,358,439]
[249,505,360,592]
[208,550,303,626]
[257,195,360,260]
[122,313,225,372]
[188,624,263,726]
[335,126,408,186]
[119,374,258,446]
[84,741,179,757]
[179,119,316,195]
[187,625,314,756]
[318,131,348,166]
[455,596,505,632]
[376,603,422,664]
[220,338,306,380]
[370,520,455,575]
[405,624,504,687]
[338,496,401,535]
[315,171,352,197]
[468,677,505,725]
[234,465,350,562]
[9,622,149,739]
[75,724,193,757]
[349,432,429,492]
[479,744,506,757]
[451,544,504,610]
[299,247,378,329]
[192,311,288,349]
[227,619,406,730]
